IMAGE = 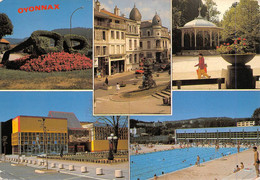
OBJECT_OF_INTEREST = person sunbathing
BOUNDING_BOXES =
[240,162,244,169]
[233,165,240,173]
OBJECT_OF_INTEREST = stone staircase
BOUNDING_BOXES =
[151,89,171,99]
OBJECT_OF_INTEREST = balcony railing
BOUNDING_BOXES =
[94,21,126,30]
[94,21,110,28]
[109,23,126,30]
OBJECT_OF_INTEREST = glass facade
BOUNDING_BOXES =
[12,132,68,155]
[94,127,128,140]
[176,126,260,144]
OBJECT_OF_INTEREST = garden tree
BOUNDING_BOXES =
[165,123,174,129]
[96,116,128,153]
[0,13,13,39]
[204,0,221,24]
[221,0,260,49]
[252,108,260,125]
[172,0,183,53]
[167,135,174,144]
[146,127,161,136]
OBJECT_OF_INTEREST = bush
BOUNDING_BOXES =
[9,52,92,72]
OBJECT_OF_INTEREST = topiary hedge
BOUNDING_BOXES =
[31,30,64,55]
[63,34,89,55]
[1,30,90,64]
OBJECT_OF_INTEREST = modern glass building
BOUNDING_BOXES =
[175,126,260,144]
[11,116,68,155]
[1,111,128,155]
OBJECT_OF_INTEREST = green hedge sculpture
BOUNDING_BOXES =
[1,30,89,64]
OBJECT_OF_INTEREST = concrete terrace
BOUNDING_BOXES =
[172,54,260,90]
[94,71,171,115]
[156,147,259,180]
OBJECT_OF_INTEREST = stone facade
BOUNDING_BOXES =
[140,17,171,64]
[94,0,171,76]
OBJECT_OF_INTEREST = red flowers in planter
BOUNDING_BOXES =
[216,38,251,54]
[12,52,92,72]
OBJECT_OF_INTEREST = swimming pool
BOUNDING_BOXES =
[130,147,247,180]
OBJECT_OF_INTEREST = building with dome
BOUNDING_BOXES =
[94,0,171,76]
[140,13,171,63]
[125,5,142,71]
[178,8,223,55]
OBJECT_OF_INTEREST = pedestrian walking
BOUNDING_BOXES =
[116,83,120,94]
[194,53,211,79]
[60,147,63,158]
[253,146,259,178]
[105,77,109,86]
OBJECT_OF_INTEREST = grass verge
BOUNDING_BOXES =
[0,67,93,90]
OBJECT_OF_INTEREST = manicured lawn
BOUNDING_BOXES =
[0,67,93,90]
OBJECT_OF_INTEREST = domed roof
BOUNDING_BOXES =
[183,9,217,28]
[152,13,162,26]
[184,16,217,28]
[129,5,142,21]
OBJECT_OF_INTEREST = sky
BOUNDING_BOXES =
[98,0,171,29]
[131,91,260,122]
[0,0,93,39]
[0,91,95,122]
[205,0,260,21]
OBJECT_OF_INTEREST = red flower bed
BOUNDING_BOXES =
[11,52,92,72]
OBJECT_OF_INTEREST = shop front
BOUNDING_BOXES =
[109,55,125,75]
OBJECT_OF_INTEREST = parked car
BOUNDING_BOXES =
[135,69,144,74]
[37,153,47,158]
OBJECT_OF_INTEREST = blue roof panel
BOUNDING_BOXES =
[176,126,260,133]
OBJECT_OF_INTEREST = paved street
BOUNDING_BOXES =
[172,54,260,89]
[94,71,137,90]
[0,162,92,180]
[1,155,129,180]
[94,71,171,114]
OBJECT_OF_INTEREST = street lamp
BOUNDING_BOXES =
[70,6,84,48]
[107,133,117,160]
[39,118,48,170]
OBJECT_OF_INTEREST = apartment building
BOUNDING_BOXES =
[94,0,171,76]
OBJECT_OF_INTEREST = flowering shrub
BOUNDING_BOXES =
[9,52,92,72]
[216,38,252,54]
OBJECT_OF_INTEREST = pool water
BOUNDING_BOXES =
[130,147,247,180]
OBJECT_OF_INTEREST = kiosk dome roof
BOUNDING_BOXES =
[184,16,217,28]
